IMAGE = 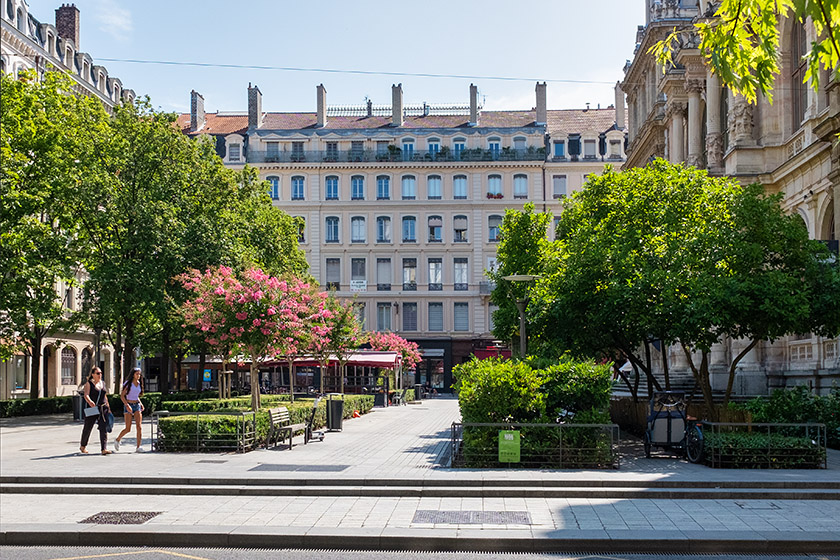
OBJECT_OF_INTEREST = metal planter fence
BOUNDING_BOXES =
[700,421,827,469]
[152,410,258,453]
[450,422,620,469]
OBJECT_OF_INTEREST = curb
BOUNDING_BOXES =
[1,525,839,553]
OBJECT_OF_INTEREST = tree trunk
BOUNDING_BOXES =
[724,338,759,405]
[288,360,294,403]
[112,324,123,391]
[680,343,716,421]
[662,344,670,391]
[198,351,206,392]
[28,335,43,399]
[644,341,653,396]
[615,362,638,402]
[161,326,171,395]
[249,362,260,411]
[175,354,183,392]
[632,360,641,403]
[122,321,136,390]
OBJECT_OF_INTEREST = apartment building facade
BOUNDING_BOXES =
[621,0,839,394]
[1,1,133,399]
[178,82,626,391]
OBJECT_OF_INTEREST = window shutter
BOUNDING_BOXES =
[454,303,469,331]
[429,303,444,331]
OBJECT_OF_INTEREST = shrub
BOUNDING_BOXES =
[0,396,74,418]
[703,431,826,468]
[453,357,545,422]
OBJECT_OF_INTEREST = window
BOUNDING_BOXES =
[377,258,392,291]
[454,303,469,331]
[513,174,528,199]
[609,139,621,158]
[584,139,597,159]
[454,258,468,290]
[296,217,306,242]
[513,137,527,151]
[792,20,808,130]
[266,142,279,161]
[376,141,390,155]
[326,142,338,160]
[61,348,76,385]
[403,216,417,243]
[453,215,468,243]
[401,175,416,200]
[326,216,340,243]
[12,355,26,390]
[553,217,561,240]
[489,303,498,332]
[553,141,565,158]
[402,302,418,331]
[292,141,305,161]
[568,135,581,160]
[291,176,305,200]
[453,175,468,199]
[402,216,416,242]
[488,215,502,242]
[453,138,466,159]
[402,258,417,290]
[351,258,366,283]
[552,175,567,199]
[351,141,364,160]
[267,176,280,199]
[325,176,339,200]
[377,303,392,331]
[488,174,502,196]
[428,303,444,332]
[488,137,501,159]
[228,144,241,162]
[428,216,443,242]
[376,216,391,243]
[351,175,365,200]
[427,175,442,199]
[428,258,442,290]
[326,258,340,290]
[402,139,414,160]
[377,175,390,200]
[351,217,366,243]
[428,138,440,156]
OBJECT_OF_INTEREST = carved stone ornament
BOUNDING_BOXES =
[705,132,723,169]
[684,78,705,95]
[727,96,753,144]
[666,101,686,120]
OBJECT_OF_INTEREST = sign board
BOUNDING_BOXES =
[203,369,211,382]
[350,280,367,292]
[498,430,520,463]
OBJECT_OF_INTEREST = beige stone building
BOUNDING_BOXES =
[621,0,839,394]
[178,83,626,391]
[1,2,133,399]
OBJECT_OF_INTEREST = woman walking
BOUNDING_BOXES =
[80,367,112,455]
[115,367,145,452]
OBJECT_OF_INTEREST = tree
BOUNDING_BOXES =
[318,296,362,394]
[488,203,553,355]
[532,161,840,416]
[365,331,422,391]
[178,266,326,410]
[653,0,840,103]
[0,71,106,397]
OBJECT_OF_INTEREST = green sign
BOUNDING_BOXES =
[498,430,521,463]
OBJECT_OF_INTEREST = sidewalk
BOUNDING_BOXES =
[1,396,839,553]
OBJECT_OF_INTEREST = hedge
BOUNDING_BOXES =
[0,395,74,417]
[703,431,826,469]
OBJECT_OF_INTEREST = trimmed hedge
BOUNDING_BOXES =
[0,395,74,418]
[703,431,826,469]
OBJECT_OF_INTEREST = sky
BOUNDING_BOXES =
[24,0,645,115]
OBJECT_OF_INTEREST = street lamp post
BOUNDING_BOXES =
[502,274,540,358]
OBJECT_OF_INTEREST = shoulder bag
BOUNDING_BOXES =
[83,384,102,418]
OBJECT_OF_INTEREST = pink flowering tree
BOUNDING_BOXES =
[177,266,327,410]
[366,331,422,391]
[306,295,362,394]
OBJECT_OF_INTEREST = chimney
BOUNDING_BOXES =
[392,83,403,127]
[366,99,373,118]
[55,4,80,49]
[535,82,547,126]
[190,90,205,132]
[469,83,479,126]
[615,81,626,129]
[248,83,262,129]
[316,84,327,127]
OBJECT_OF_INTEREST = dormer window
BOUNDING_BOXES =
[553,140,565,159]
[402,139,414,161]
[584,139,597,159]
[453,138,466,159]
[488,137,501,159]
[82,61,89,80]
[427,138,440,156]
[228,144,241,162]
[513,137,527,151]
[47,34,54,55]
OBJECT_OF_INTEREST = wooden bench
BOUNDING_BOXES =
[266,406,307,450]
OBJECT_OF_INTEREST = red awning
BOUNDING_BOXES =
[264,351,401,369]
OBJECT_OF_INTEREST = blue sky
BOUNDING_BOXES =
[25,0,645,115]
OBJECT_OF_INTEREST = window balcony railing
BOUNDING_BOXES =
[403,282,417,291]
[377,283,391,291]
[479,281,495,295]
[326,282,340,290]
[454,283,469,291]
[428,283,443,291]
[247,147,546,164]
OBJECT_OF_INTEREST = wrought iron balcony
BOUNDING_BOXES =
[479,281,496,295]
[247,147,546,164]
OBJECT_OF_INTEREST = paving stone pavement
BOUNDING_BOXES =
[1,396,839,552]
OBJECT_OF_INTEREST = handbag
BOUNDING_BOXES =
[83,383,103,418]
[105,411,115,433]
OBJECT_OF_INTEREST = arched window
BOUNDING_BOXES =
[453,215,468,242]
[325,217,340,243]
[488,137,501,159]
[453,137,466,159]
[791,20,808,131]
[402,216,417,242]
[513,136,527,151]
[16,8,23,31]
[376,216,391,242]
[488,215,503,242]
[325,175,339,200]
[351,216,366,243]
[61,348,76,385]
[427,137,440,156]
[291,176,305,200]
[401,138,415,160]
[453,175,468,199]
[267,176,280,199]
[376,175,390,200]
[487,174,502,197]
[427,175,442,199]
[81,348,92,378]
[513,174,528,199]
[351,175,365,200]
[401,175,416,200]
[428,215,443,242]
[295,217,306,242]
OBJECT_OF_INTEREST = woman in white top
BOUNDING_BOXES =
[115,367,145,452]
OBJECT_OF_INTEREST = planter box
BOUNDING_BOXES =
[700,421,827,469]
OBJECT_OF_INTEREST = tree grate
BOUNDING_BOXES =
[412,510,531,524]
[79,511,161,524]
[736,501,781,510]
[196,460,228,464]
[249,464,349,472]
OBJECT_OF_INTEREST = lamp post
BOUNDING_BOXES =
[502,274,540,358]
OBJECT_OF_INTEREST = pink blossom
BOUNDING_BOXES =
[236,312,247,320]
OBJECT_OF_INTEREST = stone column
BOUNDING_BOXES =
[728,91,754,146]
[667,101,686,163]
[685,79,704,168]
[705,71,723,172]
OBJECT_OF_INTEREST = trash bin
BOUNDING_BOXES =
[414,384,423,402]
[326,394,344,431]
[72,391,84,422]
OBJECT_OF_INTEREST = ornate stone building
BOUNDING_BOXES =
[178,83,627,391]
[1,2,134,399]
[621,0,839,394]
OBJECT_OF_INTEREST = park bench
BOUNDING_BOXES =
[267,406,307,450]
[391,388,408,406]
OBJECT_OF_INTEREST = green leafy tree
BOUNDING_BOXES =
[653,0,839,103]
[489,203,553,355]
[533,161,840,416]
[0,71,107,397]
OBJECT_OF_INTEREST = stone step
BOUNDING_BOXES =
[3,482,839,500]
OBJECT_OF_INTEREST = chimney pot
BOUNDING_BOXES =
[190,90,205,132]
[317,84,327,127]
[392,83,403,127]
[248,84,262,129]
[469,84,479,126]
[535,82,547,126]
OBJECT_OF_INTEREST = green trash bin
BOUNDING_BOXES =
[326,394,344,431]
